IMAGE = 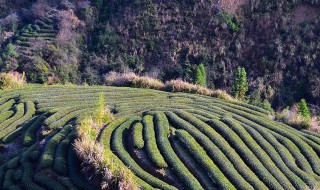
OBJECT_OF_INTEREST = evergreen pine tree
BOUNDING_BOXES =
[184,57,192,82]
[195,63,206,87]
[232,67,248,100]
[299,98,311,122]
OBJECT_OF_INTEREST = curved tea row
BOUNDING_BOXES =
[100,110,320,190]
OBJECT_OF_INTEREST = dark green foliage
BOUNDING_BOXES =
[3,169,19,190]
[39,125,72,169]
[220,12,240,32]
[0,101,36,141]
[14,170,22,181]
[208,119,295,190]
[67,147,99,190]
[132,122,144,149]
[153,112,204,190]
[175,129,236,190]
[34,172,67,190]
[170,138,216,190]
[23,115,46,146]
[111,116,177,190]
[299,99,311,122]
[232,67,248,100]
[183,58,193,82]
[0,43,19,71]
[166,111,265,190]
[2,116,38,143]
[142,115,168,168]
[7,156,20,169]
[53,130,76,175]
[195,63,206,87]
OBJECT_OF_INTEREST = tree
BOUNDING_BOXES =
[183,57,192,82]
[195,63,206,87]
[232,67,248,100]
[0,43,19,71]
[299,99,311,122]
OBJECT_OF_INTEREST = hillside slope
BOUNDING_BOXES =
[0,85,319,189]
[0,0,320,109]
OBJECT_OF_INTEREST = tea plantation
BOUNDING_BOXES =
[0,85,320,189]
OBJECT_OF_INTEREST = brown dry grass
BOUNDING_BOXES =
[0,71,26,90]
[104,72,236,101]
[74,105,140,190]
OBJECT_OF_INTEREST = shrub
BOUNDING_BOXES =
[175,129,236,190]
[219,105,320,175]
[0,101,36,140]
[142,115,168,168]
[164,79,234,101]
[222,117,309,187]
[23,115,46,146]
[34,172,67,190]
[167,111,265,190]
[53,130,76,175]
[0,99,15,112]
[132,122,144,149]
[153,112,204,190]
[0,72,26,90]
[105,72,164,90]
[14,170,22,181]
[0,111,14,123]
[39,125,73,169]
[104,72,236,101]
[170,138,215,190]
[238,121,318,189]
[67,148,98,190]
[276,106,311,129]
[111,116,176,190]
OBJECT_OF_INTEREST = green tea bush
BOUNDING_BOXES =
[132,122,144,149]
[142,115,168,168]
[175,129,236,190]
[23,115,46,146]
[166,111,263,190]
[34,172,67,190]
[53,130,76,175]
[0,101,36,140]
[39,125,72,168]
[111,116,177,190]
[170,139,216,190]
[153,112,204,190]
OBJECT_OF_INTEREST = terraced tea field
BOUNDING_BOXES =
[0,85,320,190]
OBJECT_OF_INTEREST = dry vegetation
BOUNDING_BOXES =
[74,94,139,190]
[0,71,26,90]
[105,72,235,101]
